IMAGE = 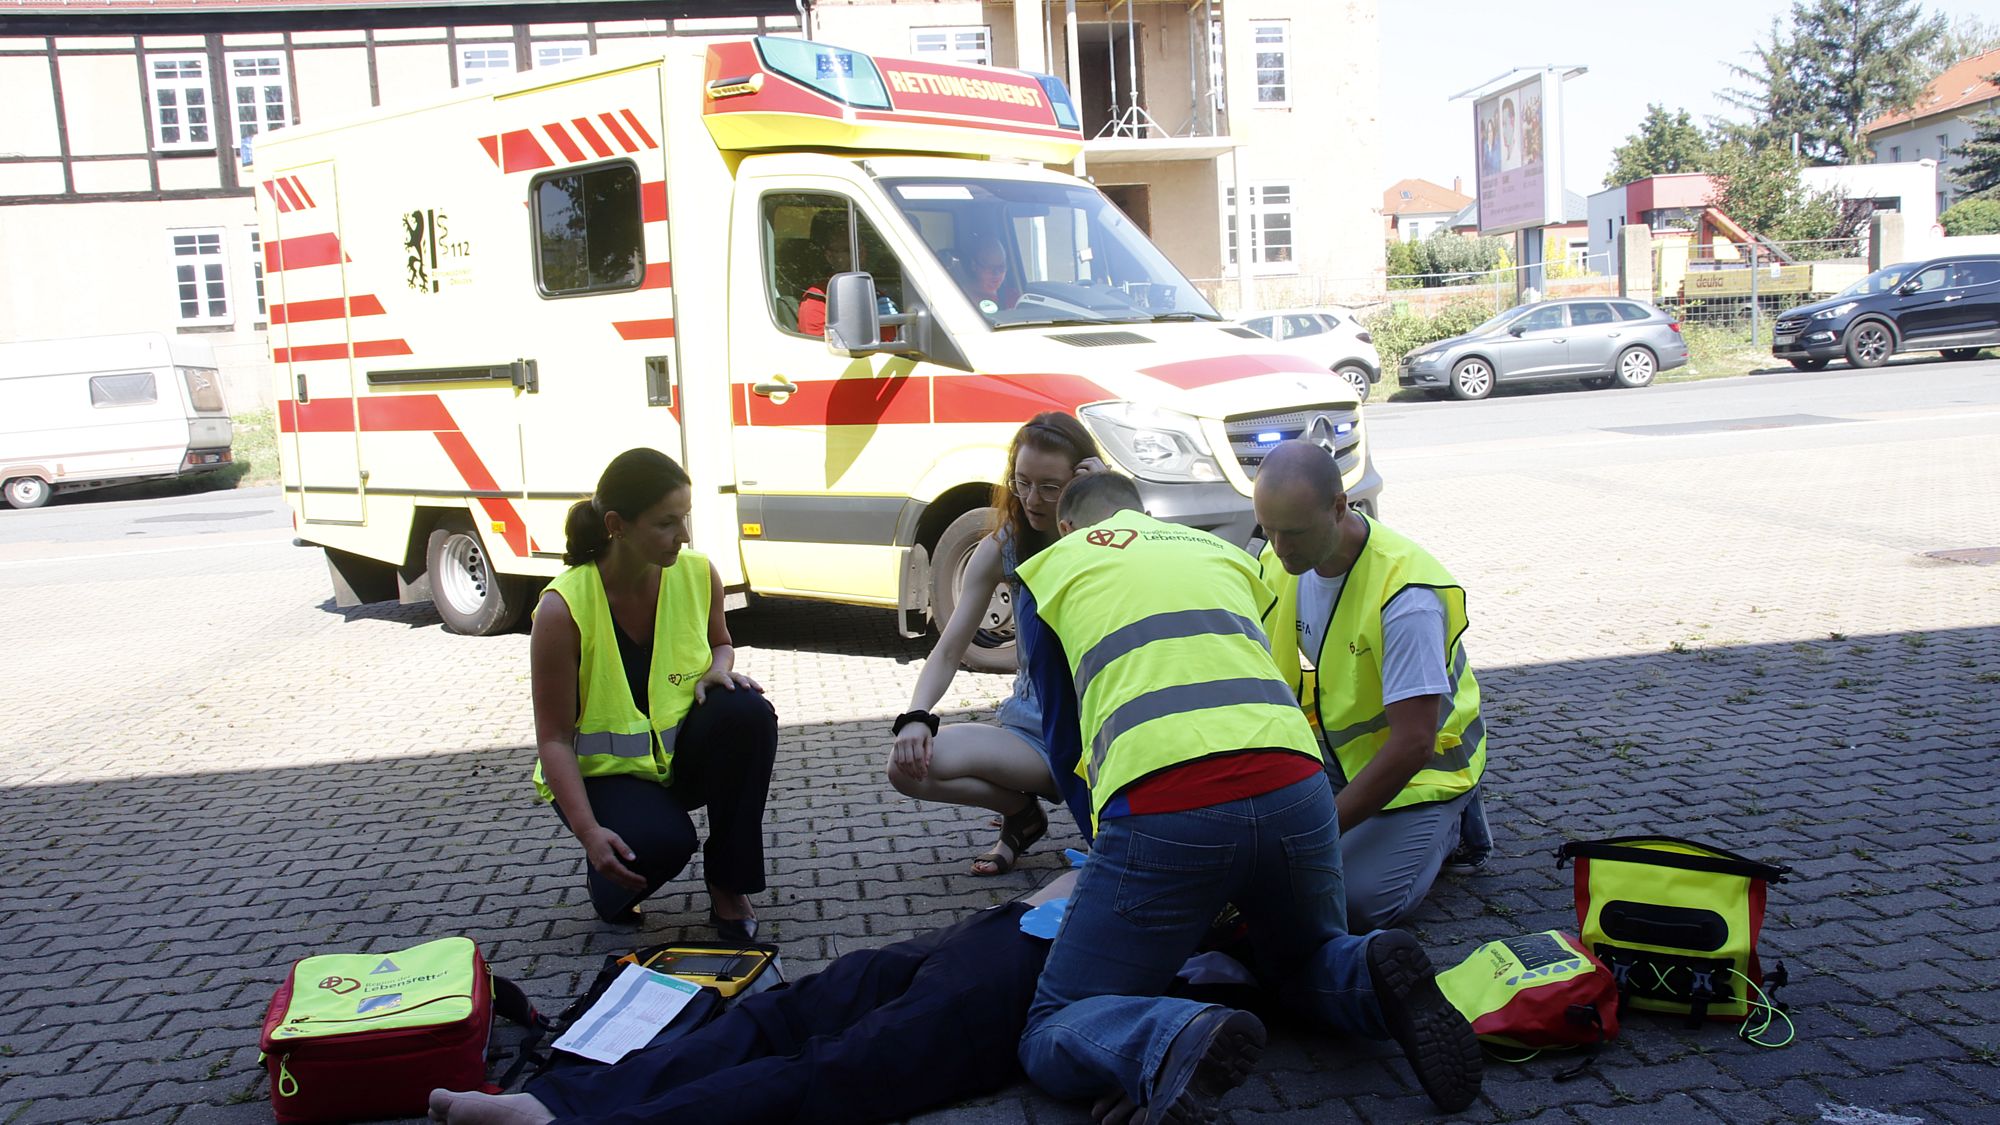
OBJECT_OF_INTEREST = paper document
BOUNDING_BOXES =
[551,963,703,1064]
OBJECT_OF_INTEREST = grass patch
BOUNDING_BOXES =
[1675,323,1777,382]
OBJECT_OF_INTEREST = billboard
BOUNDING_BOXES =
[1473,72,1563,236]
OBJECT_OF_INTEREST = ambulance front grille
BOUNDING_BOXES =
[1048,331,1155,347]
[1224,405,1361,481]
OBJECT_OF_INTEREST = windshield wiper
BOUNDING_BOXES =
[1147,312,1217,322]
[997,316,1151,330]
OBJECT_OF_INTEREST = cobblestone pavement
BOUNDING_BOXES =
[1,414,1997,1124]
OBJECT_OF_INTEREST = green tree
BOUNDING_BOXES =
[1720,0,1945,165]
[1706,142,1849,243]
[1922,14,2000,77]
[1939,198,2000,234]
[1385,239,1423,288]
[1947,105,2000,199]
[1605,104,1713,187]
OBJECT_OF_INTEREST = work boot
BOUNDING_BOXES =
[1143,1006,1265,1123]
[1367,930,1482,1112]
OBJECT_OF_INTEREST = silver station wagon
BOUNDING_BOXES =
[1398,298,1690,400]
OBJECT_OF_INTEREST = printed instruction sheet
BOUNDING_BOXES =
[551,963,702,1063]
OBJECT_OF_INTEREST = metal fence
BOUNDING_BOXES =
[1649,237,1867,343]
[1192,251,1619,319]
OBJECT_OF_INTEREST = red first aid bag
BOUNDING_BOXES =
[259,936,493,1124]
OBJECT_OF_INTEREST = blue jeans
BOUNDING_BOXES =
[1018,774,1386,1104]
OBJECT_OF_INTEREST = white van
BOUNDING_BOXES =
[0,333,235,509]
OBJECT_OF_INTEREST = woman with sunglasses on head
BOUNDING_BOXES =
[531,448,777,937]
[887,413,1102,875]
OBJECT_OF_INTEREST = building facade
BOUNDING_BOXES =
[1865,48,2000,213]
[812,0,1384,311]
[0,0,802,409]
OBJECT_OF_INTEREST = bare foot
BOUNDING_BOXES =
[427,1089,555,1125]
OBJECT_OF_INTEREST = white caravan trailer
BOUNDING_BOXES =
[0,333,235,509]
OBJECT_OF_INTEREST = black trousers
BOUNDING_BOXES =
[527,903,1046,1125]
[557,688,778,922]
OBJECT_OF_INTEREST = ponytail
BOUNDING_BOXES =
[563,448,692,567]
[562,498,610,566]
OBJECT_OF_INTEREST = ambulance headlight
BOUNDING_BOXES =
[1078,403,1223,484]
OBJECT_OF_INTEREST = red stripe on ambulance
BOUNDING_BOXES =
[613,319,675,341]
[266,233,345,272]
[640,263,672,290]
[289,177,317,208]
[270,294,387,325]
[641,181,667,223]
[275,178,309,212]
[500,130,554,173]
[262,180,292,212]
[619,109,659,149]
[570,117,614,157]
[272,338,412,364]
[543,121,586,163]
[278,396,530,557]
[725,373,1111,428]
[478,135,501,164]
[596,112,637,152]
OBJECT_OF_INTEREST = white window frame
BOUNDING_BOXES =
[1224,182,1297,275]
[226,51,291,154]
[534,40,589,69]
[1207,17,1227,113]
[170,228,232,327]
[909,25,991,66]
[146,53,216,152]
[248,229,268,328]
[1250,20,1290,108]
[457,44,516,86]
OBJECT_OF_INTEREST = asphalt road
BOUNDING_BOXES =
[4,357,1996,558]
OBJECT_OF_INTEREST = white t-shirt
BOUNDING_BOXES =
[1295,569,1452,705]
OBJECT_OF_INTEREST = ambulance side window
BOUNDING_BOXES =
[761,193,908,336]
[531,162,644,297]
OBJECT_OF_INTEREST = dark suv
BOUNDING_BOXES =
[1772,255,2000,370]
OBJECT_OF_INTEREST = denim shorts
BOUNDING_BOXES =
[994,688,1060,795]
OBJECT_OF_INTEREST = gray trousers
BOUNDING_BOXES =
[1338,784,1489,932]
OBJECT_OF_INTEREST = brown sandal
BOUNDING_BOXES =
[971,801,1048,876]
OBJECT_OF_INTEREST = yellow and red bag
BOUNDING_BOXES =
[1436,930,1620,1051]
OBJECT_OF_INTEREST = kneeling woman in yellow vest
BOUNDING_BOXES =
[530,448,777,937]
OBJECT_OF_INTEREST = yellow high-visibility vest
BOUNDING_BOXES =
[1260,516,1484,810]
[532,552,712,801]
[1017,510,1321,830]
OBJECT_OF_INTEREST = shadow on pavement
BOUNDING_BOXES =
[3,624,1995,1123]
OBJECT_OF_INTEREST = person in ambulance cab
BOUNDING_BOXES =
[796,208,897,339]
[954,232,1020,315]
[529,448,778,939]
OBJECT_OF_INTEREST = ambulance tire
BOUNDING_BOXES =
[931,507,1017,675]
[426,516,528,636]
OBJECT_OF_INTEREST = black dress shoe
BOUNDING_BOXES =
[710,909,758,944]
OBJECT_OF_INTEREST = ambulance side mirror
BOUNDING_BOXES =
[824,272,914,358]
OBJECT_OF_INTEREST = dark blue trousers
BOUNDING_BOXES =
[528,903,1045,1125]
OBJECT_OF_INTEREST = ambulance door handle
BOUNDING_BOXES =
[751,376,795,402]
[510,358,540,394]
[295,373,308,404]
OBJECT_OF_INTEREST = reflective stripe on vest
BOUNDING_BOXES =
[1258,519,1484,810]
[531,551,712,802]
[1016,510,1321,829]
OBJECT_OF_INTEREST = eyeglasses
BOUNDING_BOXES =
[1010,477,1065,503]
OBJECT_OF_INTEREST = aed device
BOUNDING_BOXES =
[618,943,781,999]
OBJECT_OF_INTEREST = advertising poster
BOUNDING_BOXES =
[1474,74,1549,235]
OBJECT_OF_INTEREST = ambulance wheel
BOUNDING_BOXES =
[4,477,51,510]
[426,516,528,636]
[931,507,1017,674]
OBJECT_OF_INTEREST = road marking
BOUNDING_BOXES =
[0,536,296,569]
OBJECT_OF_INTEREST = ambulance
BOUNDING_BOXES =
[252,36,1380,670]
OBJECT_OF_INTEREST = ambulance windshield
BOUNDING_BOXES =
[884,177,1221,329]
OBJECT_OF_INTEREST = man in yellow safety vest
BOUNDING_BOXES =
[1252,439,1492,932]
[1011,472,1480,1121]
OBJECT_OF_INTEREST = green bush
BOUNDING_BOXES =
[1940,198,2000,236]
[1363,300,1495,367]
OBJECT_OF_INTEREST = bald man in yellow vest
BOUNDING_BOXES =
[1252,440,1492,932]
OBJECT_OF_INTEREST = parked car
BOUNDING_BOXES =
[1397,298,1688,400]
[1240,307,1382,402]
[1771,255,2000,371]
